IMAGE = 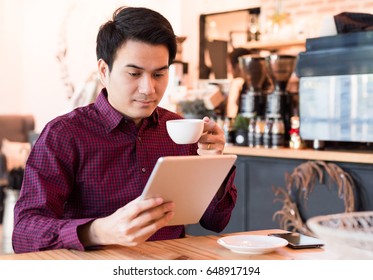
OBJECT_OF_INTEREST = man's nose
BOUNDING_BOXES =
[138,74,156,95]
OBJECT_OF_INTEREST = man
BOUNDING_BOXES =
[12,6,237,253]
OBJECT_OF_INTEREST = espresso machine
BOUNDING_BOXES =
[238,54,268,118]
[265,54,297,142]
[296,31,373,146]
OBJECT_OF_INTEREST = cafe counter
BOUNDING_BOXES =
[223,145,373,164]
[187,146,373,236]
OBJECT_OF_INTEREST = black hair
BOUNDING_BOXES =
[96,6,177,71]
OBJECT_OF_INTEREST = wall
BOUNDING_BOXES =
[0,0,182,132]
[1,0,373,132]
[181,0,373,83]
[0,0,23,116]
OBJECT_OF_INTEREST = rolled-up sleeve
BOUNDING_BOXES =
[199,166,237,232]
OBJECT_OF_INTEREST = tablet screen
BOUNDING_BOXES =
[141,155,237,226]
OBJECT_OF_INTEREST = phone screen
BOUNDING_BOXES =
[269,232,325,249]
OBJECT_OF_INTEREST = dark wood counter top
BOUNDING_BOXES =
[223,145,373,164]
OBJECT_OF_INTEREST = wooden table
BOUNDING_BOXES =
[0,229,337,260]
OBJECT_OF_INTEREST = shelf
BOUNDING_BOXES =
[241,38,305,51]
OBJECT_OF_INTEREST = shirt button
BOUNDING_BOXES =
[141,168,146,173]
[138,137,142,142]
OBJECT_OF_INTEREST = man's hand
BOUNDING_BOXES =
[197,116,226,155]
[78,197,175,247]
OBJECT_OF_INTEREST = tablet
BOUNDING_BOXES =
[140,154,237,226]
[268,232,325,249]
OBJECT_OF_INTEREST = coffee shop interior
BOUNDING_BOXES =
[0,0,373,260]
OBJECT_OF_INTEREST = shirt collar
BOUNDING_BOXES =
[94,88,159,132]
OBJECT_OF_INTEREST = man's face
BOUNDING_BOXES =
[98,40,170,125]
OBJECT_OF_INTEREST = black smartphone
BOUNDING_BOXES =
[268,232,325,249]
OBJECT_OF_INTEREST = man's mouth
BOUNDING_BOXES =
[135,99,155,105]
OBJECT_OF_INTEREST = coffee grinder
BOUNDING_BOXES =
[265,54,297,143]
[238,54,267,118]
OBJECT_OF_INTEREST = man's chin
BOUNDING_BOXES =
[130,108,155,120]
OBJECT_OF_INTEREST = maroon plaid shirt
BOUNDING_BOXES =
[12,89,237,253]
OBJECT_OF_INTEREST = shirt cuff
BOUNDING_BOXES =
[60,218,96,251]
[212,165,236,204]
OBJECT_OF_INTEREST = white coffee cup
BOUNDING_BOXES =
[166,119,204,144]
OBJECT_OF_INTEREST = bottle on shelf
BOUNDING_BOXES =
[216,116,224,130]
[223,117,235,146]
[254,116,265,148]
[247,118,256,147]
[271,117,285,148]
[263,118,273,149]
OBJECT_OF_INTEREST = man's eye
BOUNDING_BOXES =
[153,71,167,78]
[129,72,141,77]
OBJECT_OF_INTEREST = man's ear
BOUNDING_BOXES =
[98,59,109,86]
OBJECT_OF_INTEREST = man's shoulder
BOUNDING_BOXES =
[45,104,96,133]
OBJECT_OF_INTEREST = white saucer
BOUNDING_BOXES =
[217,235,288,255]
